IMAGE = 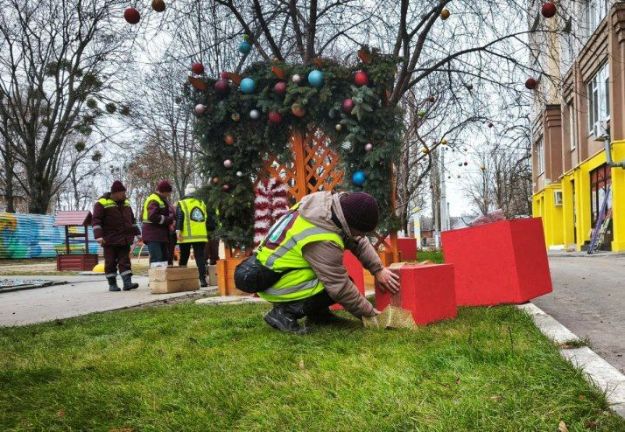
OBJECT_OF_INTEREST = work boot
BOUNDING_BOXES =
[107,276,121,292]
[121,273,139,291]
[200,278,208,288]
[264,303,307,334]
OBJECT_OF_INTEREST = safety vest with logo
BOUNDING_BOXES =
[177,197,208,243]
[256,209,344,302]
[98,197,131,208]
[142,193,166,223]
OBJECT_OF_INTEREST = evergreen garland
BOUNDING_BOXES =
[192,52,403,249]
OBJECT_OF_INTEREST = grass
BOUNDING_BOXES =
[417,249,444,263]
[1,303,624,431]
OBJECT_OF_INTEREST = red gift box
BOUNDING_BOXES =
[375,263,457,325]
[441,218,553,306]
[331,250,366,311]
[398,237,418,261]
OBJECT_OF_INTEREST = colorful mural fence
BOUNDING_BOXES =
[0,213,98,259]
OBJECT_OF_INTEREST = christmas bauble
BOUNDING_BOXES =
[231,112,240,122]
[194,104,206,115]
[541,2,556,18]
[224,134,235,145]
[220,71,229,79]
[354,70,369,87]
[222,184,231,192]
[335,124,343,132]
[124,7,140,24]
[525,77,538,90]
[240,77,256,94]
[214,79,229,95]
[152,0,166,12]
[440,8,451,20]
[352,170,366,186]
[223,159,233,168]
[274,81,287,96]
[292,74,302,84]
[212,177,220,184]
[191,62,204,75]
[268,111,282,125]
[236,171,243,177]
[342,98,354,113]
[249,109,260,120]
[365,143,373,152]
[308,69,324,88]
[291,103,306,117]
[239,40,252,54]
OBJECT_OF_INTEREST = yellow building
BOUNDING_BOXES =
[531,1,625,252]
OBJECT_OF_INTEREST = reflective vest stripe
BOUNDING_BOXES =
[98,198,131,208]
[263,279,319,296]
[264,227,333,268]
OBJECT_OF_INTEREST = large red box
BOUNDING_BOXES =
[331,250,366,311]
[375,264,457,325]
[441,218,553,306]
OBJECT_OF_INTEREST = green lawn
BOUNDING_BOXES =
[1,303,623,431]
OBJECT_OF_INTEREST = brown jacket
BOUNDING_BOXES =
[92,194,141,246]
[298,191,383,318]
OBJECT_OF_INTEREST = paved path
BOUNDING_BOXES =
[0,275,214,327]
[533,255,625,373]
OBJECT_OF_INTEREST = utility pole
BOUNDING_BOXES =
[439,145,450,232]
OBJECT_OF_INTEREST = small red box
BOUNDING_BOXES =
[331,251,366,311]
[398,237,418,261]
[375,264,457,325]
[441,218,553,306]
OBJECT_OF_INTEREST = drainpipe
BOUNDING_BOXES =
[604,139,625,169]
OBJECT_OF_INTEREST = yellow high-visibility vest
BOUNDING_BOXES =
[177,197,208,243]
[142,193,166,223]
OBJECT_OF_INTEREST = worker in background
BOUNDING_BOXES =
[239,191,400,334]
[176,184,209,287]
[142,180,175,266]
[92,180,140,291]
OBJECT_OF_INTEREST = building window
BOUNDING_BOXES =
[536,137,545,174]
[569,103,577,151]
[587,62,610,137]
[584,0,609,38]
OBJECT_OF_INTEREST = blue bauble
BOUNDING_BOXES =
[352,170,366,187]
[307,69,324,88]
[240,77,256,94]
[239,40,252,54]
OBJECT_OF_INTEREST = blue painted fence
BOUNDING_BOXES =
[0,213,98,259]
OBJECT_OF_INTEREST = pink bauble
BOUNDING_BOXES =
[268,111,282,125]
[191,63,204,75]
[222,184,231,192]
[194,104,206,115]
[273,81,287,95]
[214,79,229,95]
[223,159,233,168]
[342,98,354,113]
[365,143,373,152]
[354,70,369,87]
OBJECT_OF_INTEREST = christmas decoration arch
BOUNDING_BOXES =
[191,51,403,250]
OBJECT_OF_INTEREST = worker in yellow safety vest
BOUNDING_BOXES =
[242,191,400,334]
[175,184,209,287]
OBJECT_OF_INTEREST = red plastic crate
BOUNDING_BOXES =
[441,218,553,306]
[375,263,457,325]
[331,250,366,311]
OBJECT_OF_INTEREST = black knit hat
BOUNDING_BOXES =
[339,192,379,233]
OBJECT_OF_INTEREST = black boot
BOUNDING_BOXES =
[264,302,306,334]
[200,278,208,288]
[122,273,139,291]
[306,308,353,326]
[107,276,121,292]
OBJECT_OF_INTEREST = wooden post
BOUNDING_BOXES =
[292,130,307,200]
[84,225,89,254]
[389,163,400,263]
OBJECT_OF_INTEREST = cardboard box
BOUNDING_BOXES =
[375,263,457,325]
[441,218,553,306]
[149,266,199,294]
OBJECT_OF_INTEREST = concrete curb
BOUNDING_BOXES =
[518,303,625,418]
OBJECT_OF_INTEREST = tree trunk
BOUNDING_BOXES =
[27,174,52,214]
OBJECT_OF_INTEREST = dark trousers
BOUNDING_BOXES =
[147,241,169,264]
[104,245,131,277]
[205,238,220,265]
[179,242,207,281]
[278,290,334,317]
[167,233,177,265]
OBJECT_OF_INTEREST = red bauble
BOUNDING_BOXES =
[152,0,166,12]
[191,63,204,75]
[220,71,229,79]
[525,78,538,90]
[222,184,231,192]
[224,134,235,145]
[354,70,369,87]
[541,2,557,18]
[268,111,283,125]
[214,79,229,95]
[342,98,355,113]
[124,7,141,24]
[273,81,287,96]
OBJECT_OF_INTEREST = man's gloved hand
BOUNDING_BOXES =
[375,268,400,294]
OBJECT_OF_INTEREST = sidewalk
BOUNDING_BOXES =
[0,275,215,327]
[533,254,625,373]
